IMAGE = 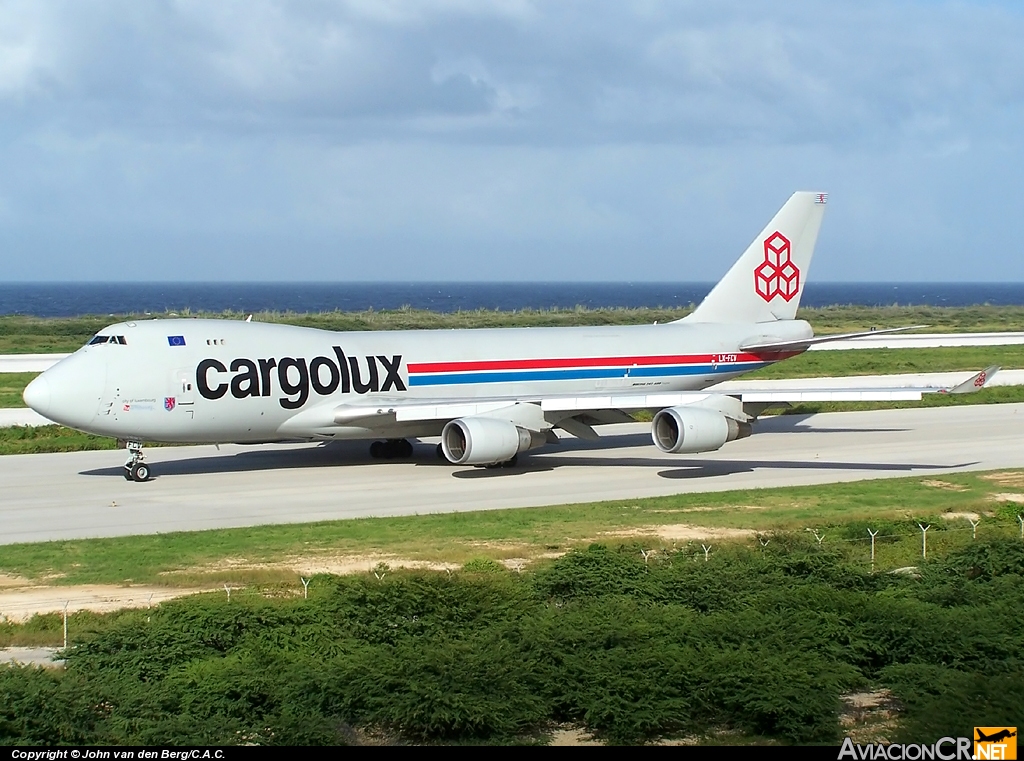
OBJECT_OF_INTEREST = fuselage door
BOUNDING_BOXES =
[175,369,196,418]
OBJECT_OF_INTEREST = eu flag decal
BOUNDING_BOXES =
[167,336,186,347]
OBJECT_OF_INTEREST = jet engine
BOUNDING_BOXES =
[651,406,751,454]
[441,416,547,466]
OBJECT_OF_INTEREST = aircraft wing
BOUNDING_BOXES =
[300,366,1000,435]
[722,365,999,404]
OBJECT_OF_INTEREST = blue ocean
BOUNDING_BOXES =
[2,282,1024,318]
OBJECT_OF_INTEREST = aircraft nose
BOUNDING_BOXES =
[25,352,106,430]
[23,374,51,416]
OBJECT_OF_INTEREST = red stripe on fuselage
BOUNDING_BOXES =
[407,352,799,374]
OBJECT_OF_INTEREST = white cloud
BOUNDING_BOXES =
[6,1,1023,144]
[0,1,64,98]
[1,1,1023,281]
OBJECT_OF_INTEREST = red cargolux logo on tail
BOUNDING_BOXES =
[754,231,799,302]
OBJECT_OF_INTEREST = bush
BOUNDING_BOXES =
[1,539,1021,745]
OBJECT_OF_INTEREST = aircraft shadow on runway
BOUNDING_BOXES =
[80,441,438,478]
[751,415,910,435]
[557,423,910,453]
[79,435,976,483]
[654,459,977,480]
[79,435,656,478]
[79,421,918,480]
[452,456,976,480]
[79,438,647,479]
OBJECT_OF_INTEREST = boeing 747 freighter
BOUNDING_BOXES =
[23,192,996,481]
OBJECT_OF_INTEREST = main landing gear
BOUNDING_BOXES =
[123,440,151,482]
[369,439,414,460]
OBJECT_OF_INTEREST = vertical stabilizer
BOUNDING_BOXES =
[683,192,827,324]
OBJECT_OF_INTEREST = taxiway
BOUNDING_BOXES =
[1,403,1022,545]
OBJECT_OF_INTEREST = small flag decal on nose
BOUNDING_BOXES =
[167,336,186,346]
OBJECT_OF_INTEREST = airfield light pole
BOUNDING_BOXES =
[701,544,712,562]
[969,519,980,540]
[63,601,68,651]
[918,524,930,559]
[1018,515,1023,540]
[867,529,878,571]
[301,577,311,600]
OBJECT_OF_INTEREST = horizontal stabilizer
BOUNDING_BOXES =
[741,326,926,354]
[945,365,999,394]
[740,389,924,403]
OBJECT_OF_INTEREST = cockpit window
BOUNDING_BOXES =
[88,335,127,346]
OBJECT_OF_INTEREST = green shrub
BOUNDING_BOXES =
[1,538,1021,745]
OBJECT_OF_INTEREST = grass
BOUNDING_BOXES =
[1,468,1022,588]
[0,373,36,408]
[0,610,120,649]
[0,426,189,454]
[801,304,1024,333]
[0,425,121,454]
[1,304,1023,355]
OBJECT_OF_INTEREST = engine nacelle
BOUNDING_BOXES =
[651,406,751,454]
[441,416,547,465]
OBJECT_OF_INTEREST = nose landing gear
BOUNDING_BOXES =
[123,440,151,482]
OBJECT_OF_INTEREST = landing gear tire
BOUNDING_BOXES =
[123,440,151,483]
[436,443,445,460]
[369,441,385,459]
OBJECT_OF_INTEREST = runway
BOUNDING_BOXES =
[1,403,1022,545]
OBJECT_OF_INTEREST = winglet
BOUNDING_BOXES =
[945,366,1000,394]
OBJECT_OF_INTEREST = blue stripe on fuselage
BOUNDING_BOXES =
[407,362,767,387]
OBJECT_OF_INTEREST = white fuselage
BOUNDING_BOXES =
[26,317,811,444]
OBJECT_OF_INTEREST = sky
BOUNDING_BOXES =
[1,0,1022,282]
